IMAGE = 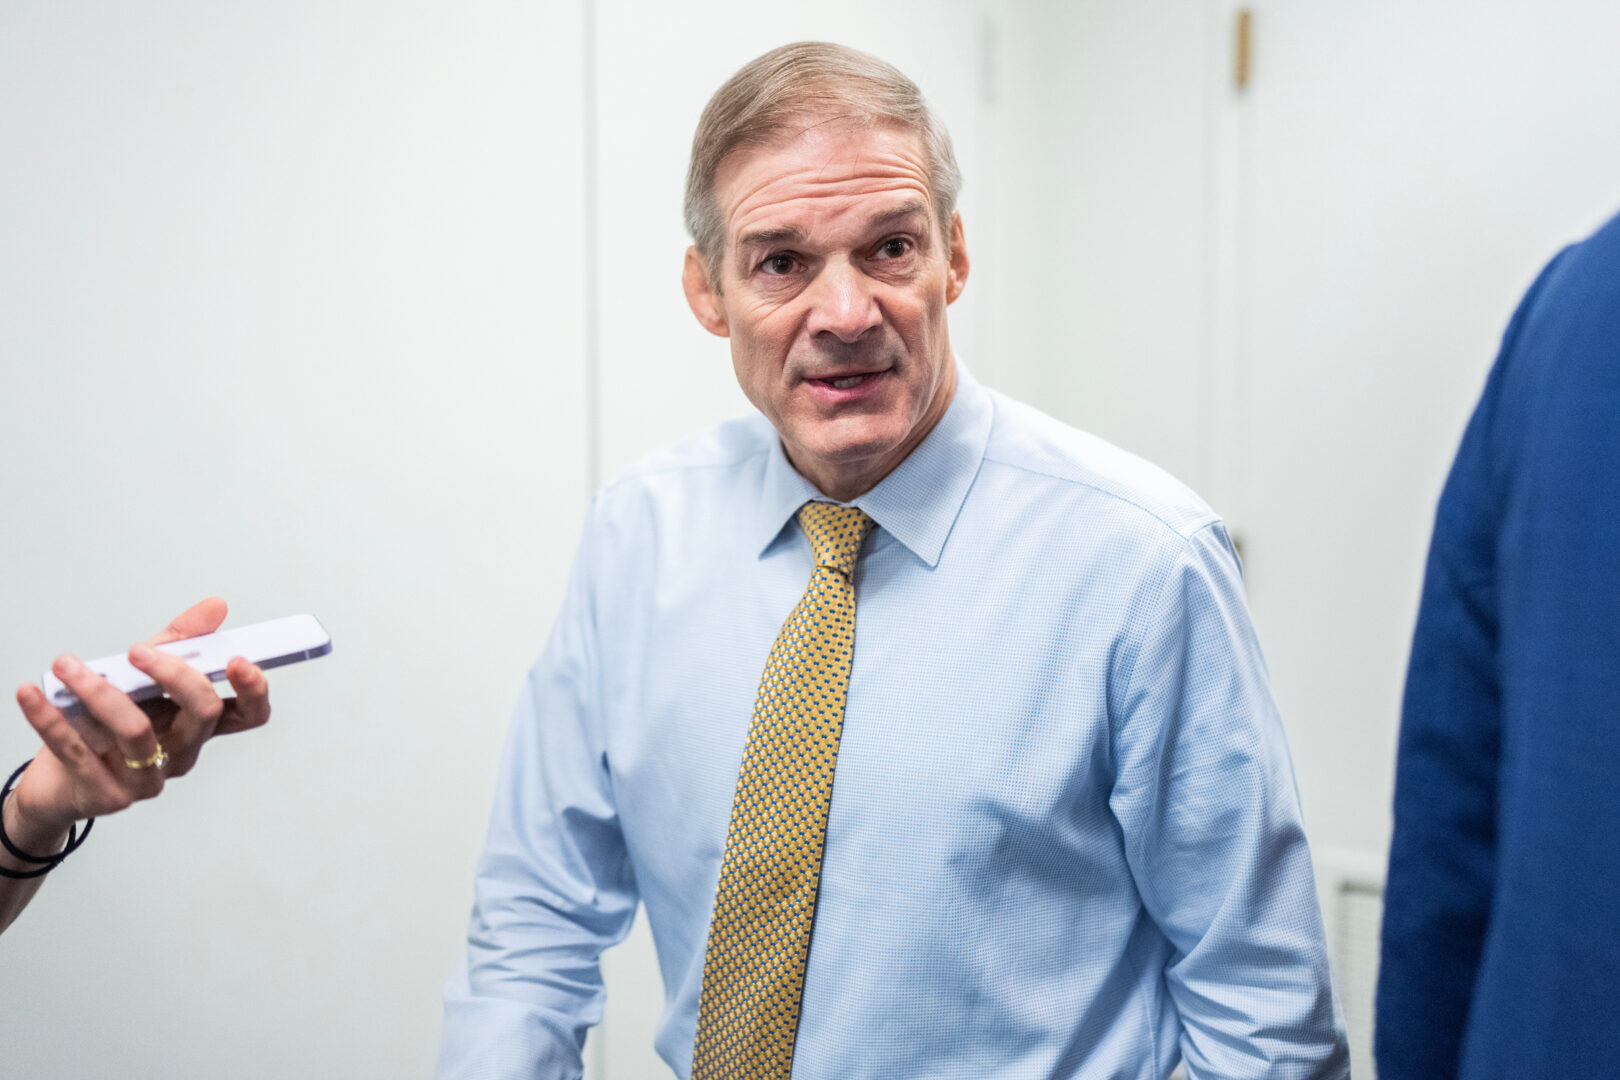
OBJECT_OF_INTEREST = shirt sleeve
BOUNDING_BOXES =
[1108,522,1349,1080]
[438,511,639,1080]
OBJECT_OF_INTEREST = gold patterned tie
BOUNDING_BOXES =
[691,501,877,1080]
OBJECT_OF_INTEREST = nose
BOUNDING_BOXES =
[804,258,881,344]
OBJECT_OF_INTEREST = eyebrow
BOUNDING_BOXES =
[869,198,930,228]
[737,224,804,249]
[734,199,932,252]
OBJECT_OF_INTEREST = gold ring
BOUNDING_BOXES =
[124,744,168,771]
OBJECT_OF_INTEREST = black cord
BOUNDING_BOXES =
[0,760,93,879]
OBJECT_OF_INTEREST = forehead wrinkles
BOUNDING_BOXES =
[720,135,932,242]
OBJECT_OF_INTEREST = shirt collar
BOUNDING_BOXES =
[752,358,993,568]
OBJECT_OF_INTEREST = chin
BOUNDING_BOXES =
[805,428,906,468]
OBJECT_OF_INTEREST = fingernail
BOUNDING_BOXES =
[129,644,153,665]
[56,655,83,676]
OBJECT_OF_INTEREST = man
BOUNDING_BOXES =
[441,42,1346,1079]
[1376,211,1620,1078]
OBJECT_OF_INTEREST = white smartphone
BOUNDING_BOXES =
[41,613,332,719]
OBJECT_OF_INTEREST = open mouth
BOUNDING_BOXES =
[810,371,882,390]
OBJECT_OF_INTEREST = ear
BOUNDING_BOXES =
[945,211,970,305]
[683,246,730,337]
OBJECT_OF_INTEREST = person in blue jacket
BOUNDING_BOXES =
[1377,209,1620,1078]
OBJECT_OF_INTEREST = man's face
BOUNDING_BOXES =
[683,118,969,500]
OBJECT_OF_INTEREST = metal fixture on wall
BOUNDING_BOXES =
[1234,8,1254,92]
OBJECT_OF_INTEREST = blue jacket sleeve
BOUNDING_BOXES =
[438,513,639,1080]
[1372,402,1502,1078]
[1110,523,1349,1080]
[1375,241,1596,1078]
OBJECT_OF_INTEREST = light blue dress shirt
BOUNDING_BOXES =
[439,363,1348,1080]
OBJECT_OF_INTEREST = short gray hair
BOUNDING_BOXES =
[683,41,962,290]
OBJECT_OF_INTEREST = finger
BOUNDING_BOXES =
[156,739,202,778]
[129,643,224,727]
[216,657,271,736]
[132,699,191,777]
[128,644,225,779]
[146,596,228,647]
[23,678,118,757]
[128,643,221,719]
[15,685,131,814]
[50,655,164,794]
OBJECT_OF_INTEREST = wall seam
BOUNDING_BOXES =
[582,0,602,499]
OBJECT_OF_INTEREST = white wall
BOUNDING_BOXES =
[0,3,586,1076]
[1027,0,1216,494]
[1237,0,1620,862]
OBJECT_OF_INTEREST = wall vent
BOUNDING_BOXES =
[1317,847,1387,1079]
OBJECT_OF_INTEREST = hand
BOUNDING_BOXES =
[7,598,272,839]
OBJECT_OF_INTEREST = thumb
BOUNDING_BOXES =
[146,597,229,645]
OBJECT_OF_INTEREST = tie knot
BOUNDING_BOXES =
[796,502,875,576]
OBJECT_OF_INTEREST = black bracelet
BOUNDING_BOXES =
[0,760,93,879]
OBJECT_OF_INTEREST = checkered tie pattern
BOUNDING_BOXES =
[691,501,877,1080]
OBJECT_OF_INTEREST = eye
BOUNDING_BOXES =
[760,253,798,276]
[875,236,913,260]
